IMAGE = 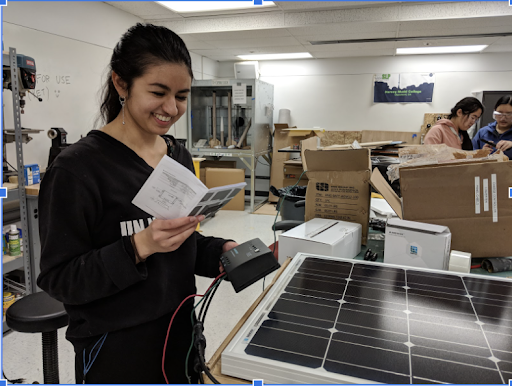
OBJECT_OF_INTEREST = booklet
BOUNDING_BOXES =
[132,155,246,220]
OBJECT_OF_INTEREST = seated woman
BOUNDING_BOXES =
[472,95,512,159]
[424,97,483,150]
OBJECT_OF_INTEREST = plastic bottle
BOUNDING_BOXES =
[17,228,23,252]
[7,225,21,256]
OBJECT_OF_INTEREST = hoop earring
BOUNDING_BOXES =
[119,96,126,125]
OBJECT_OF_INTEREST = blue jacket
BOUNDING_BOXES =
[472,121,512,159]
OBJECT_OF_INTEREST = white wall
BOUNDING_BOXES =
[219,53,512,132]
[2,2,218,169]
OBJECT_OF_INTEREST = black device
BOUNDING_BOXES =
[220,238,280,293]
[480,139,497,148]
[47,127,72,167]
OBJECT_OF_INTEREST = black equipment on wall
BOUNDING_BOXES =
[47,128,71,167]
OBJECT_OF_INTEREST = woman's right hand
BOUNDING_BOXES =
[133,215,204,261]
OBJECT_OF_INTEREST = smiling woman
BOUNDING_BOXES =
[36,23,238,384]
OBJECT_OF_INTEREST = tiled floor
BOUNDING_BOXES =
[2,206,281,384]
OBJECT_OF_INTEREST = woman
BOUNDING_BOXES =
[472,95,512,159]
[424,97,483,150]
[37,23,237,384]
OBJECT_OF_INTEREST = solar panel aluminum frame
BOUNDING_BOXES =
[221,253,512,384]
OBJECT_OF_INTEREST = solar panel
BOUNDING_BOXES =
[222,254,512,384]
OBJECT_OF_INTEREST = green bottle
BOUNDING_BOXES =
[7,225,21,256]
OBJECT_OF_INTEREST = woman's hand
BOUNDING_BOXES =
[496,140,512,152]
[219,241,239,273]
[133,215,204,261]
[222,241,238,254]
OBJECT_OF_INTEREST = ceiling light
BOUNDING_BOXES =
[237,53,313,61]
[396,45,488,55]
[156,1,275,13]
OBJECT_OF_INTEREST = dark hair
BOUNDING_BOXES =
[495,95,512,110]
[99,23,193,124]
[447,97,483,151]
[448,97,484,120]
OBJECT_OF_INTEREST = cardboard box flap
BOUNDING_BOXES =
[370,168,403,219]
[387,218,450,234]
[282,128,326,137]
[303,148,370,173]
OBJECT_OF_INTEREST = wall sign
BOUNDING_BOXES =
[374,73,435,103]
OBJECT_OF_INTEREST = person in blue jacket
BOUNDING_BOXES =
[472,95,512,158]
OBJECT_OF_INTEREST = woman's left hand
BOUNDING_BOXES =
[222,241,238,253]
[496,140,512,152]
[219,241,239,273]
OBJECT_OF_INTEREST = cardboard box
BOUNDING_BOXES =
[200,160,237,169]
[371,161,512,258]
[278,218,362,264]
[282,178,308,188]
[205,168,245,211]
[23,164,40,185]
[384,218,451,270]
[302,138,371,244]
[283,163,308,181]
[269,124,320,203]
[200,169,206,185]
[361,130,421,145]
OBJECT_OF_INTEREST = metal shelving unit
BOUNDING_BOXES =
[187,79,273,213]
[3,48,37,332]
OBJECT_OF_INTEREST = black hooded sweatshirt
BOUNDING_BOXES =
[37,130,227,344]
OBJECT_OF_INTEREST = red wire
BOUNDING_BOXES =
[471,264,481,269]
[161,272,226,384]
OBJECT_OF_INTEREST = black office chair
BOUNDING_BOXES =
[6,291,68,384]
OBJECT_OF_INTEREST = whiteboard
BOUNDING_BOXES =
[2,22,112,169]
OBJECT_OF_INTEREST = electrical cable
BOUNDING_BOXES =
[197,286,215,323]
[185,277,225,383]
[199,278,222,323]
[196,345,220,384]
[162,273,226,384]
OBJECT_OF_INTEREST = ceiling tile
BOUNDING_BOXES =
[484,45,512,53]
[187,28,292,41]
[288,21,399,36]
[395,37,501,48]
[275,1,398,11]
[105,1,182,19]
[311,48,395,58]
[295,32,398,45]
[211,36,302,49]
[307,41,397,52]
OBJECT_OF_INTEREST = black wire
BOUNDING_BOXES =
[198,371,204,384]
[200,279,223,324]
[197,346,220,384]
[198,275,224,322]
[197,290,212,323]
